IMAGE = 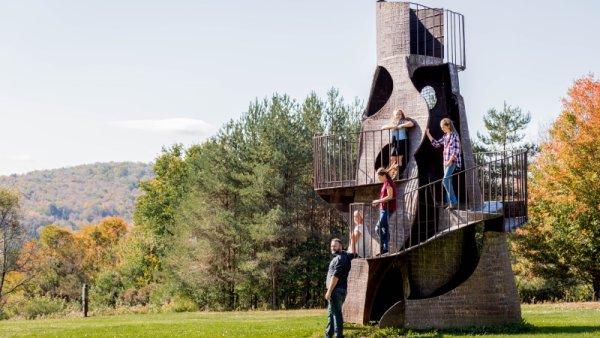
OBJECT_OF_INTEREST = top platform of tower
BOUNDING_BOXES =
[376,2,466,71]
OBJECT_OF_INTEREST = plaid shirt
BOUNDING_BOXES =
[431,132,462,169]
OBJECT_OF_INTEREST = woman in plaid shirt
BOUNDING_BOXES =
[426,118,462,210]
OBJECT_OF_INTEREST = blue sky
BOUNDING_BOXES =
[0,0,598,175]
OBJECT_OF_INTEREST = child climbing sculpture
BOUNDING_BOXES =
[371,167,397,255]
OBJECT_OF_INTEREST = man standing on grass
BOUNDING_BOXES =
[325,238,357,338]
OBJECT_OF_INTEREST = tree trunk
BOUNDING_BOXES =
[227,247,235,310]
[271,264,277,309]
[593,277,600,302]
[303,267,310,306]
[229,281,235,310]
[0,226,7,299]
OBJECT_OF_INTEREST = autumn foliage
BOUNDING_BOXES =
[19,217,129,301]
[512,74,600,300]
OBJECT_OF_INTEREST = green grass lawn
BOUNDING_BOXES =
[0,310,325,338]
[345,303,600,338]
[0,303,598,337]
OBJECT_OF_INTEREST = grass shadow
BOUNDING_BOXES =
[531,325,600,335]
[344,319,600,337]
[441,319,535,335]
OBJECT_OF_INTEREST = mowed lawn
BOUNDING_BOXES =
[0,303,598,337]
[439,303,600,338]
[0,310,326,338]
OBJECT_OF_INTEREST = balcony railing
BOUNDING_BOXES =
[313,129,410,190]
[409,2,466,70]
[347,149,528,259]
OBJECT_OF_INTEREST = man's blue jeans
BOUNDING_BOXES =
[443,164,458,206]
[325,288,346,338]
[376,209,392,253]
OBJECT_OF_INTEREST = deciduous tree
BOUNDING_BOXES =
[134,144,190,264]
[0,188,30,311]
[512,74,600,300]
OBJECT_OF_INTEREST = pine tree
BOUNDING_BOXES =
[476,101,531,151]
[165,90,360,310]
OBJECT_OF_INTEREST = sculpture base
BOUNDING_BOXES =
[343,227,521,329]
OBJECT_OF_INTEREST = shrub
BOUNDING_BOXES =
[136,284,158,306]
[0,309,9,320]
[120,288,138,306]
[516,276,594,303]
[0,294,26,319]
[91,270,124,307]
[163,296,198,313]
[21,297,65,319]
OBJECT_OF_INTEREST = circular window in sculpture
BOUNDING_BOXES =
[420,86,437,110]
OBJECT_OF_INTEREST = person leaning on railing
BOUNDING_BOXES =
[371,168,397,255]
[381,109,414,179]
[425,118,462,210]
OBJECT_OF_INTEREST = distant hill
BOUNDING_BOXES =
[0,162,154,237]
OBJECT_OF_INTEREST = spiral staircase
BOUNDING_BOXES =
[313,2,527,329]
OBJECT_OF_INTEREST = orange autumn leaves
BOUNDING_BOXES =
[535,74,599,214]
[18,217,128,300]
[512,74,600,297]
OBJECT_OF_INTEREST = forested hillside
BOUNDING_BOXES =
[0,162,153,236]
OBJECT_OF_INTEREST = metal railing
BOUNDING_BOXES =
[347,149,528,259]
[409,2,466,70]
[313,129,410,189]
[474,149,529,217]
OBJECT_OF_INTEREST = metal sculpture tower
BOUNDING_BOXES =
[313,2,527,328]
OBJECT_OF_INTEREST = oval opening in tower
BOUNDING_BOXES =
[364,66,393,118]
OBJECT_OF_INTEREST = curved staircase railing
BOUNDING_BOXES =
[347,149,528,259]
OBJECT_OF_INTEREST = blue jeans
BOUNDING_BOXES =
[376,209,393,253]
[325,288,346,338]
[443,164,458,206]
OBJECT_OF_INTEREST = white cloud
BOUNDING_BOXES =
[6,154,32,161]
[112,118,214,135]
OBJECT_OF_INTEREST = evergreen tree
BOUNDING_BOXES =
[164,90,360,310]
[476,101,531,151]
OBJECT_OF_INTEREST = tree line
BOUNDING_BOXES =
[0,89,362,317]
[0,76,598,319]
[134,90,363,310]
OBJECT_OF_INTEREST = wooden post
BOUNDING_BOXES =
[82,283,88,317]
